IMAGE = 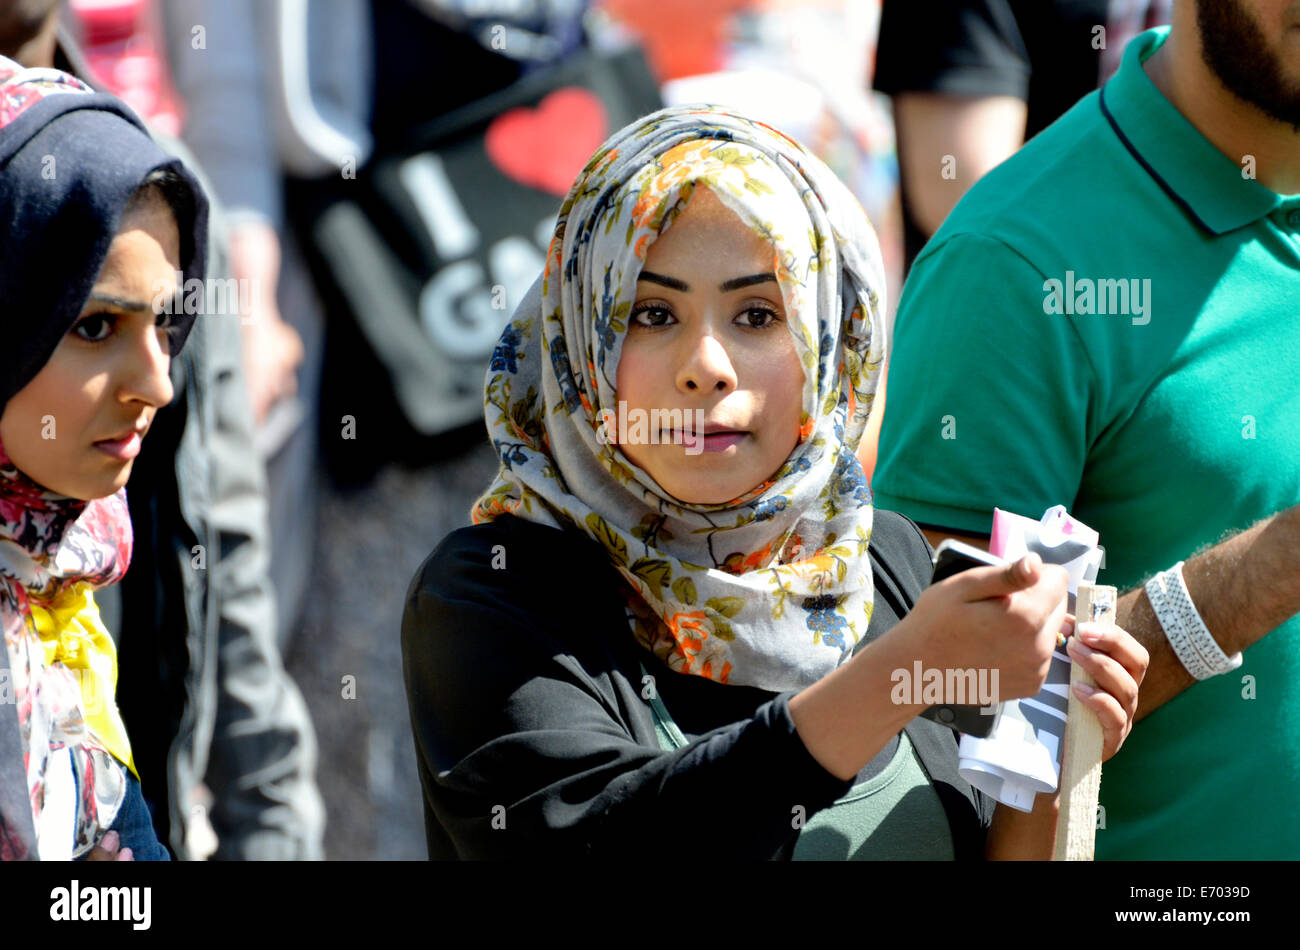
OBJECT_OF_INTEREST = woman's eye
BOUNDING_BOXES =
[738,307,779,329]
[631,305,674,328]
[72,314,115,342]
[155,309,174,331]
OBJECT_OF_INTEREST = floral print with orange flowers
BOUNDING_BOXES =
[472,106,887,694]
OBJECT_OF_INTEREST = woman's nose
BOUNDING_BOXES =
[119,323,174,408]
[676,327,737,394]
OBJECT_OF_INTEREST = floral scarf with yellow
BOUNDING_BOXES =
[0,440,133,859]
[472,105,887,693]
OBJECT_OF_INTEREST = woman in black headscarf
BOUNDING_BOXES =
[0,57,208,861]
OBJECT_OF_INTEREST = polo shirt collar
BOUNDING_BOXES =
[1099,26,1284,235]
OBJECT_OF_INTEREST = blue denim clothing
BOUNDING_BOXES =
[73,770,171,862]
[108,772,171,860]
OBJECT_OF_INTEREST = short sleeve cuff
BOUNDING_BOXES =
[875,64,1029,101]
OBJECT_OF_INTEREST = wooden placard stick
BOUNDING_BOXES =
[1053,583,1115,861]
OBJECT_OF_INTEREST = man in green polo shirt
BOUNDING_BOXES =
[873,1,1300,858]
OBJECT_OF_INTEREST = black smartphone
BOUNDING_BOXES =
[931,538,1007,582]
[917,539,1008,737]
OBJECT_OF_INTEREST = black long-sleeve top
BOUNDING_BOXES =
[401,508,995,859]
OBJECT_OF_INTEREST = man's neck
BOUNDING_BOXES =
[1144,26,1300,196]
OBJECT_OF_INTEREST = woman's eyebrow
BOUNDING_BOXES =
[638,270,689,291]
[719,273,777,292]
[87,291,151,313]
[637,271,778,293]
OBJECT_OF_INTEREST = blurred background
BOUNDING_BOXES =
[4,0,1164,858]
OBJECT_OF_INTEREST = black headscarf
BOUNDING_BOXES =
[0,57,209,409]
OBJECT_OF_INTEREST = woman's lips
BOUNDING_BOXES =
[700,432,746,452]
[672,430,748,453]
[94,432,142,461]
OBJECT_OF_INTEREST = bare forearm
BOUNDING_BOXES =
[895,92,1027,235]
[986,794,1059,860]
[1121,505,1300,720]
[788,629,925,782]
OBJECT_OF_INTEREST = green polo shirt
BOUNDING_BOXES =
[874,26,1300,859]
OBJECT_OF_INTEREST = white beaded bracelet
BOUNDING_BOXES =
[1145,571,1215,681]
[1169,561,1243,676]
[1145,563,1242,680]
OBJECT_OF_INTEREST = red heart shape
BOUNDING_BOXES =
[484,87,609,196]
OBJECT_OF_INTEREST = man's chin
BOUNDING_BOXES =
[1198,0,1300,126]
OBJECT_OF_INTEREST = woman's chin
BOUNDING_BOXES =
[56,459,135,501]
[629,449,763,506]
[659,475,749,507]
[101,461,135,496]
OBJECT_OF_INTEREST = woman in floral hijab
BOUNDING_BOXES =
[472,106,885,693]
[404,104,1146,860]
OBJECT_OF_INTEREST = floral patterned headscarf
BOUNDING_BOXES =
[471,105,886,693]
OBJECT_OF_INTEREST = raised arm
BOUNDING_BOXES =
[790,555,1067,781]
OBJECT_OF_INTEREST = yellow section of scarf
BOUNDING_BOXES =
[30,582,138,780]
